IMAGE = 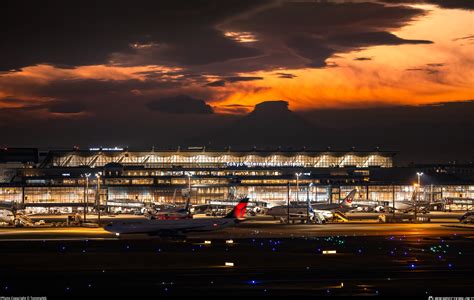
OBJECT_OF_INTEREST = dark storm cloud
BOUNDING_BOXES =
[453,35,474,42]
[42,100,87,114]
[275,72,297,79]
[0,0,264,71]
[146,95,213,114]
[426,63,444,67]
[286,35,336,68]
[129,30,263,67]
[205,76,263,87]
[427,0,474,10]
[280,29,430,68]
[205,100,315,148]
[205,80,227,87]
[219,1,430,69]
[227,76,263,83]
[328,31,432,48]
[380,0,474,10]
[354,57,373,61]
[1,0,431,74]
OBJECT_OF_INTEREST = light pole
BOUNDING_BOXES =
[95,172,102,225]
[307,183,313,224]
[416,172,423,186]
[82,173,91,223]
[295,172,302,204]
[413,183,419,222]
[414,172,423,223]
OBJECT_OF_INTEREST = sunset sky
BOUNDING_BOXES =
[0,0,473,162]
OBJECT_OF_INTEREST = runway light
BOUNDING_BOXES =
[226,239,234,244]
[204,240,212,244]
[322,250,337,254]
[225,262,234,267]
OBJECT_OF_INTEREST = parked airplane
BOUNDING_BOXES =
[0,208,35,226]
[351,200,386,212]
[0,209,14,224]
[266,190,357,222]
[203,199,270,216]
[312,190,356,212]
[145,198,192,220]
[104,197,249,236]
[385,191,431,213]
[266,198,330,223]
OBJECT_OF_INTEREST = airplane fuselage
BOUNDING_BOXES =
[104,217,239,235]
[266,205,333,219]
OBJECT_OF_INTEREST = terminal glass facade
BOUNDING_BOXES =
[44,150,394,168]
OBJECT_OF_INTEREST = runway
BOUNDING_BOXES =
[0,217,472,241]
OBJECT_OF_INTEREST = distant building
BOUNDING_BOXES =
[0,148,38,183]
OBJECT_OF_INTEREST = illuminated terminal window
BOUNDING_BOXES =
[131,178,154,185]
[24,187,90,204]
[45,150,394,168]
[0,187,23,203]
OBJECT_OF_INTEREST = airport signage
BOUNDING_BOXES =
[226,162,305,167]
[89,147,124,151]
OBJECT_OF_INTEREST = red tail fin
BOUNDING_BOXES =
[224,198,249,218]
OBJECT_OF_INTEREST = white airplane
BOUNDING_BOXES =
[145,198,192,220]
[384,191,432,213]
[266,200,331,223]
[266,190,357,222]
[0,209,15,224]
[104,198,249,236]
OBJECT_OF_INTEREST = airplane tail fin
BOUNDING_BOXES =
[307,197,314,213]
[224,198,249,219]
[342,190,356,207]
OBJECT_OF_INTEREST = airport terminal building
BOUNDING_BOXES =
[1,147,473,213]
